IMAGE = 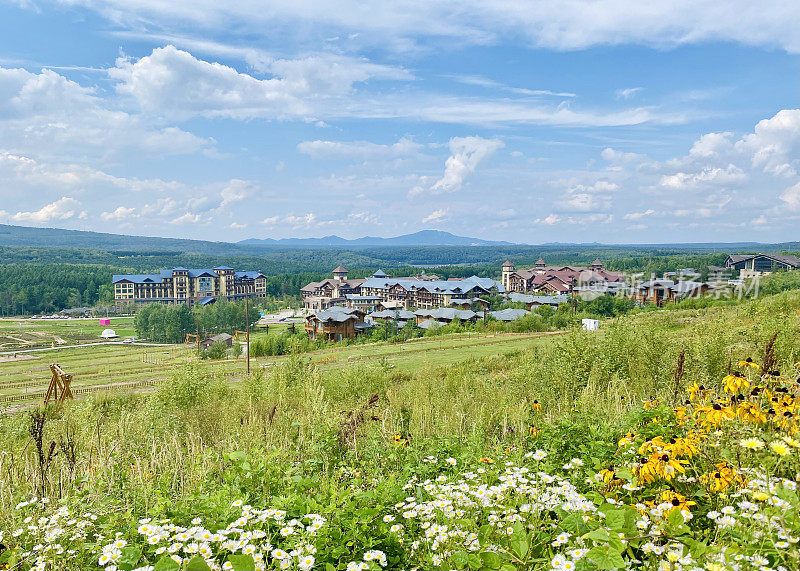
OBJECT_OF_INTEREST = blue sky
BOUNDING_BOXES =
[0,1,797,243]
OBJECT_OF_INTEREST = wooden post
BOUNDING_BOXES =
[245,293,251,374]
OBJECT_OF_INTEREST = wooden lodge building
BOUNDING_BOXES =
[501,258,624,295]
[302,266,504,311]
[304,306,371,341]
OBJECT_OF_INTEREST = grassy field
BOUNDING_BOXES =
[0,290,797,570]
[0,329,561,406]
[0,317,136,351]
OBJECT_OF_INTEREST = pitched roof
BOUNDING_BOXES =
[502,260,515,268]
[308,305,363,322]
[414,308,478,321]
[490,308,530,321]
[360,275,504,294]
[372,270,388,278]
[332,265,347,273]
[508,293,568,305]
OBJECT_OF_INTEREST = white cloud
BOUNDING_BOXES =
[660,164,746,190]
[421,209,448,223]
[412,136,503,196]
[534,213,561,225]
[615,87,642,100]
[109,45,410,121]
[779,181,800,211]
[601,147,646,164]
[297,136,422,159]
[13,197,80,223]
[170,212,201,224]
[101,206,137,221]
[733,109,800,177]
[623,209,655,220]
[220,179,254,206]
[689,131,732,157]
[0,65,214,159]
[62,1,800,53]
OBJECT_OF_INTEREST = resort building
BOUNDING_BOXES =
[304,306,371,341]
[359,273,504,309]
[301,266,366,311]
[112,267,266,307]
[725,253,800,279]
[302,267,504,311]
[501,259,624,294]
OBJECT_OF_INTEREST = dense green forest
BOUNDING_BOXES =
[0,225,796,315]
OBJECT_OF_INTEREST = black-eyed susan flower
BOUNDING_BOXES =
[738,358,760,370]
[723,372,749,394]
[531,400,542,412]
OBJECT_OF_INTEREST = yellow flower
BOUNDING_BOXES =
[687,382,700,401]
[770,440,790,456]
[618,432,635,447]
[722,373,750,394]
[738,358,760,369]
[598,467,616,484]
[479,457,494,464]
[531,400,542,412]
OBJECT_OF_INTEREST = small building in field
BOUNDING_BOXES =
[581,319,599,331]
[100,328,117,338]
[201,333,233,349]
[304,306,367,341]
[508,292,568,309]
[633,280,711,307]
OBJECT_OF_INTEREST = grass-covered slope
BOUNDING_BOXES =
[0,290,797,570]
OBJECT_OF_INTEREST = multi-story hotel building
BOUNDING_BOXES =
[302,266,504,311]
[113,267,267,307]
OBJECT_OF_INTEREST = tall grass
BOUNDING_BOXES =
[0,289,796,525]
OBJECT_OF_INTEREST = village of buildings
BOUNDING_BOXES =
[109,252,800,342]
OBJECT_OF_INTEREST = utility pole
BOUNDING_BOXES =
[245,291,251,374]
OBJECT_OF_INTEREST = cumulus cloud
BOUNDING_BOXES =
[220,179,254,206]
[534,213,561,225]
[101,206,137,221]
[779,182,800,211]
[733,109,800,177]
[660,164,746,190]
[411,136,503,197]
[0,65,214,159]
[13,197,81,223]
[109,45,410,120]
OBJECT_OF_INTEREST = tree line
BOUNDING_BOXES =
[134,299,260,343]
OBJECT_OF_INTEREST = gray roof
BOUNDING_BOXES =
[417,319,445,329]
[310,305,362,322]
[490,308,530,321]
[414,308,478,321]
[726,253,800,268]
[508,293,568,306]
[360,275,504,295]
[368,309,417,320]
[372,270,388,278]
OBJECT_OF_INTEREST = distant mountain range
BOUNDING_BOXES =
[239,230,514,247]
